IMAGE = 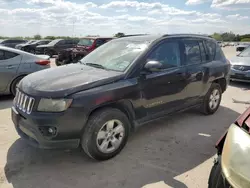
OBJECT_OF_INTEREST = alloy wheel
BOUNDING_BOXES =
[96,119,125,154]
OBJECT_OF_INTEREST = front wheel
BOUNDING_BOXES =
[201,83,222,115]
[81,108,130,161]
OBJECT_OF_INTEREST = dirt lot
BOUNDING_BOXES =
[0,47,249,188]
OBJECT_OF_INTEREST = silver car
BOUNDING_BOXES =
[230,46,250,83]
[0,46,50,95]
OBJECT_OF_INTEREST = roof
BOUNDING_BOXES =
[0,45,35,55]
[81,36,116,39]
[114,34,214,43]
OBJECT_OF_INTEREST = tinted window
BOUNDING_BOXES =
[5,51,18,59]
[148,41,181,69]
[205,40,216,61]
[96,39,106,46]
[57,40,65,45]
[0,50,4,60]
[0,50,18,60]
[199,41,207,63]
[215,44,226,60]
[183,40,201,65]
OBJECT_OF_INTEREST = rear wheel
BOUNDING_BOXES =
[81,108,130,161]
[10,76,24,96]
[201,83,222,115]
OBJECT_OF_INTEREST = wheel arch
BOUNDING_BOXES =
[87,100,136,131]
[9,74,27,93]
[213,77,227,93]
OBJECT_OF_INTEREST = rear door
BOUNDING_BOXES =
[181,38,206,106]
[0,50,22,92]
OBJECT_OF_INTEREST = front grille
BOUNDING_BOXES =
[232,65,250,71]
[14,89,35,114]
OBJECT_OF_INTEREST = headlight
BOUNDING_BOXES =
[221,124,250,188]
[37,98,72,112]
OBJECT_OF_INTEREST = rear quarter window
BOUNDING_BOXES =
[215,44,226,60]
[205,40,216,61]
[0,50,19,60]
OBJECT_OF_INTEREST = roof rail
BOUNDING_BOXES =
[119,34,148,38]
[162,34,211,38]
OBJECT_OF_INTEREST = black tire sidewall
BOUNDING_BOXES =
[203,83,222,115]
[81,108,130,161]
[10,76,24,96]
[208,156,225,188]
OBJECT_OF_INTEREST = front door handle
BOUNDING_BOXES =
[6,65,15,69]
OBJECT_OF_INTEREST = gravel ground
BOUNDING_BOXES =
[0,46,249,188]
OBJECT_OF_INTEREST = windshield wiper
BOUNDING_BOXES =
[85,63,107,70]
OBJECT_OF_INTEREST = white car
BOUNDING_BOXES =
[0,46,50,95]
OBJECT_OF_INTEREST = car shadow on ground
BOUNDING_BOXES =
[4,106,239,188]
[230,81,250,91]
[0,95,13,110]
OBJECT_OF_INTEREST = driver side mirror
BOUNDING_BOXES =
[144,60,163,73]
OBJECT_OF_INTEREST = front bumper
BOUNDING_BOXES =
[230,69,250,83]
[11,106,87,149]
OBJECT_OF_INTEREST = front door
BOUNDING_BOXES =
[0,50,21,92]
[140,39,188,118]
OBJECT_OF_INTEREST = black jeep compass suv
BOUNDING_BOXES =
[11,34,230,161]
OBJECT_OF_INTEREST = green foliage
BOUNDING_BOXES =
[114,32,125,38]
[210,32,250,42]
[34,34,42,40]
[241,38,250,42]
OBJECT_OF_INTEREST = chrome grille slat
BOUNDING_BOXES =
[14,89,35,114]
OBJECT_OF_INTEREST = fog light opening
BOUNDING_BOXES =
[48,127,57,135]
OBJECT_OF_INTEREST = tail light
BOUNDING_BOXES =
[36,60,50,65]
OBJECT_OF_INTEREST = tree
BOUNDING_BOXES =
[44,36,56,40]
[34,34,42,40]
[211,33,222,41]
[114,32,125,38]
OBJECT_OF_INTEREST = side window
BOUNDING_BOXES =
[148,41,181,69]
[215,43,226,60]
[0,50,4,60]
[205,40,216,61]
[199,41,207,63]
[183,40,201,65]
[5,51,19,59]
[95,39,106,47]
[0,50,18,60]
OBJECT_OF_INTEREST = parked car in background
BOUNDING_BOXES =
[208,107,250,188]
[0,39,27,48]
[236,44,249,55]
[55,37,114,66]
[0,46,50,96]
[12,34,230,160]
[230,46,250,83]
[15,40,36,50]
[35,39,79,57]
[16,40,51,54]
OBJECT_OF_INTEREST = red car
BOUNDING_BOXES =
[55,37,115,66]
[209,106,250,188]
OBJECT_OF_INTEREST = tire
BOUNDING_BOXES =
[208,156,226,188]
[201,83,222,115]
[10,76,24,96]
[81,108,130,161]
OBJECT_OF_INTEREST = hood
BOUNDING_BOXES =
[230,56,250,66]
[36,44,53,48]
[19,63,123,98]
[16,43,27,48]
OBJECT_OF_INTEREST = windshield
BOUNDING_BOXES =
[80,40,149,72]
[239,46,250,57]
[78,38,95,46]
[48,39,61,45]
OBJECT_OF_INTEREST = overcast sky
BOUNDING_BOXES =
[0,0,249,37]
